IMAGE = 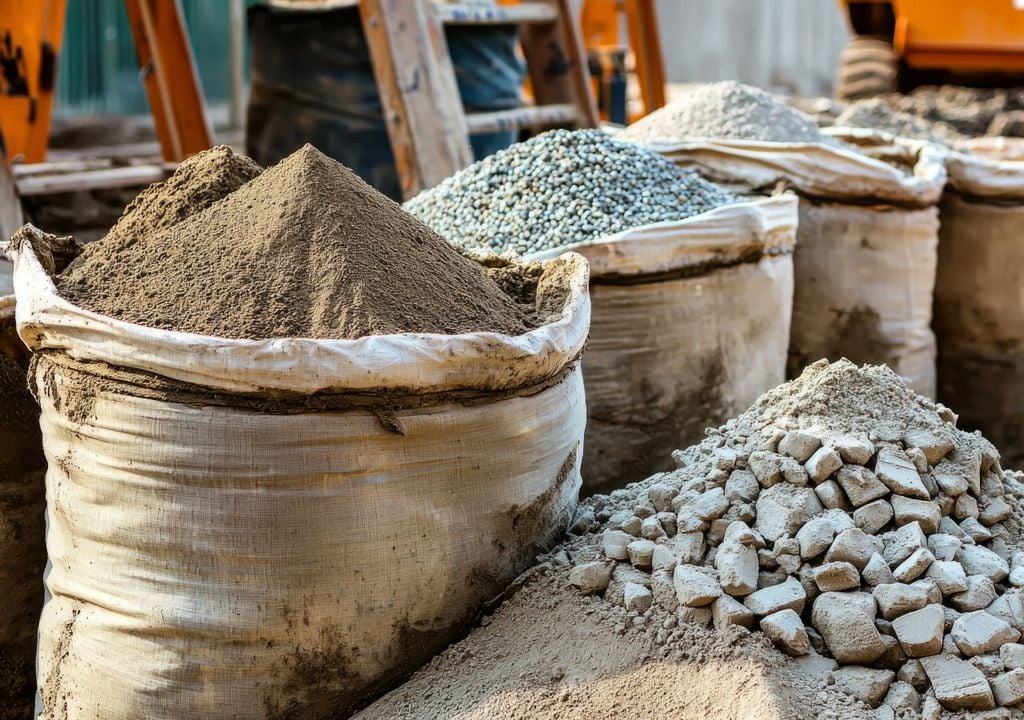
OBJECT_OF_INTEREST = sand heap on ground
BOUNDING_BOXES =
[56,145,537,339]
[363,359,1024,719]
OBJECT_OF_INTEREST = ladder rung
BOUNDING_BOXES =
[466,104,581,135]
[15,165,172,196]
[436,3,558,26]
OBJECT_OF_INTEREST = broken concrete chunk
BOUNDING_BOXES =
[760,608,809,657]
[892,604,944,657]
[835,465,890,508]
[651,569,677,612]
[954,494,980,521]
[898,659,929,691]
[812,591,887,664]
[814,561,860,592]
[874,583,930,621]
[748,451,783,487]
[991,668,1024,707]
[925,560,968,596]
[854,499,894,535]
[910,578,942,605]
[677,605,713,627]
[569,561,613,595]
[951,575,998,612]
[939,516,969,540]
[651,532,705,572]
[920,654,995,711]
[985,590,1024,632]
[960,517,993,543]
[958,544,1009,583]
[778,430,821,463]
[744,576,806,616]
[928,533,962,562]
[904,429,954,466]
[716,541,758,598]
[688,487,729,522]
[830,433,875,465]
[711,447,739,472]
[967,654,1004,678]
[602,529,632,560]
[623,582,653,613]
[831,666,895,708]
[805,445,842,483]
[621,515,643,537]
[1001,643,1024,670]
[673,565,721,608]
[893,548,935,583]
[979,497,1013,527]
[796,517,836,560]
[875,446,930,500]
[640,515,666,540]
[754,484,823,543]
[827,527,882,570]
[883,680,921,713]
[882,522,926,568]
[891,495,941,534]
[655,511,676,537]
[934,472,968,497]
[951,611,1020,657]
[711,594,754,630]
[906,447,929,474]
[647,483,676,513]
[863,553,897,587]
[626,539,656,569]
[725,469,760,503]
[814,480,849,511]
[779,456,810,486]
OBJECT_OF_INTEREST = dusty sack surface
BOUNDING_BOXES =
[0,340,46,720]
[57,145,535,339]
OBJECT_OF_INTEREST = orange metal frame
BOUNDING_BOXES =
[0,0,211,166]
[892,0,1024,72]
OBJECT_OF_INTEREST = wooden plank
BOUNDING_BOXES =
[466,103,579,135]
[124,0,213,162]
[16,165,171,196]
[520,0,600,129]
[624,0,666,117]
[359,0,473,199]
[437,3,558,25]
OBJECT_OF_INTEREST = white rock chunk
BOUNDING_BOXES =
[891,495,941,534]
[893,548,935,583]
[814,561,860,592]
[796,517,835,560]
[623,581,653,613]
[928,533,962,562]
[778,430,821,463]
[569,561,613,595]
[755,484,823,543]
[760,608,809,656]
[958,544,1009,583]
[602,529,632,560]
[874,583,930,620]
[919,655,995,711]
[892,604,944,657]
[854,499,894,535]
[875,446,930,500]
[812,591,887,664]
[991,668,1024,707]
[831,666,895,708]
[805,446,842,483]
[862,552,897,587]
[826,527,882,570]
[744,576,806,616]
[673,565,721,607]
[925,560,968,596]
[830,433,875,465]
[951,611,1021,657]
[835,465,889,508]
[711,594,754,630]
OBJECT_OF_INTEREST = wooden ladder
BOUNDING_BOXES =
[359,0,600,201]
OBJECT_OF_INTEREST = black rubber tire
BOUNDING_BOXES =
[835,37,899,102]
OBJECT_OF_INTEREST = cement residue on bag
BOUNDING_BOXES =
[57,145,536,339]
[528,359,1024,715]
[0,297,46,720]
[10,146,591,719]
[933,138,1024,468]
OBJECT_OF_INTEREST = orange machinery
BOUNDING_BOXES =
[837,0,1024,100]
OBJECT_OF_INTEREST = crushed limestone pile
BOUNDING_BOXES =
[57,145,536,339]
[834,99,961,147]
[561,359,1024,714]
[403,128,736,255]
[621,81,833,146]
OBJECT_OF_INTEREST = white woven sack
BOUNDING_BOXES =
[532,195,796,493]
[8,234,591,719]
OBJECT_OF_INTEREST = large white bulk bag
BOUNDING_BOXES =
[0,295,46,719]
[530,195,796,495]
[635,132,947,397]
[935,138,1024,466]
[7,229,590,720]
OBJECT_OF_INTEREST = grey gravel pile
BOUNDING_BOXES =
[403,129,736,255]
[621,81,833,146]
[560,359,1024,714]
[834,99,961,147]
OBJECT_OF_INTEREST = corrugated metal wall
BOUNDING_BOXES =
[56,0,235,118]
[654,0,851,98]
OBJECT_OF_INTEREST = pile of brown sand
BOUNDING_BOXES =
[356,565,871,720]
[57,145,536,339]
